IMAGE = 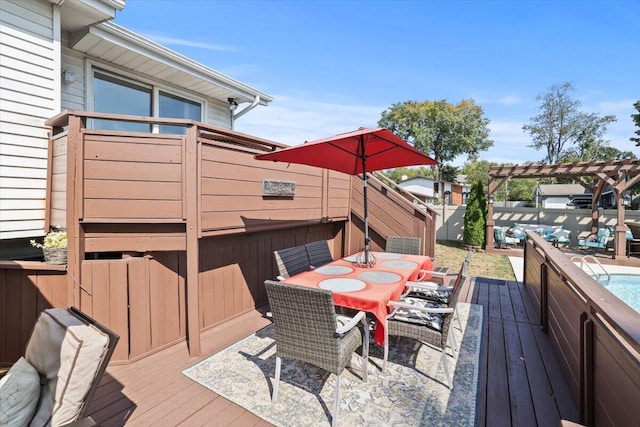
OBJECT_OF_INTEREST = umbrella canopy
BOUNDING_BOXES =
[255,127,436,176]
[255,127,438,265]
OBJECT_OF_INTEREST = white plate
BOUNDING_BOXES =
[374,252,404,259]
[381,260,418,269]
[314,265,354,275]
[358,271,402,284]
[318,278,366,293]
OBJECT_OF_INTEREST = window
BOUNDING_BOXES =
[159,91,201,134]
[92,69,202,134]
[93,72,151,132]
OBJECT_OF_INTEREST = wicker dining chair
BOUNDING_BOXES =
[383,275,467,388]
[305,240,334,268]
[407,250,473,304]
[385,236,422,255]
[264,280,368,427]
[273,245,311,280]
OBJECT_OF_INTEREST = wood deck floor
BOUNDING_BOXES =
[88,276,579,426]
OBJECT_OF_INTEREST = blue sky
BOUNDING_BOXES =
[115,0,640,167]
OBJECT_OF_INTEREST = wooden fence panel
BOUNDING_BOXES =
[81,133,184,221]
[0,266,67,366]
[524,233,640,426]
[592,318,640,426]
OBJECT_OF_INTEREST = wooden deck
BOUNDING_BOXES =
[88,276,578,426]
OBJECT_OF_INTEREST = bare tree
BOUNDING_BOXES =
[522,82,616,164]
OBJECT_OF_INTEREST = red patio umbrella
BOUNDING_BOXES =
[255,127,438,265]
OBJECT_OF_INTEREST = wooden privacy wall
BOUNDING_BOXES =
[0,263,67,367]
[349,175,435,256]
[82,132,185,221]
[523,233,640,427]
[198,223,343,330]
[1,223,344,364]
[199,139,351,235]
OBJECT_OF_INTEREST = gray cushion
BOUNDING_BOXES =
[26,309,109,427]
[0,357,41,426]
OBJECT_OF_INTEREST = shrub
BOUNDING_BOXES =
[463,181,487,247]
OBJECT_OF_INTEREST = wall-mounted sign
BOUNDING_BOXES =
[263,179,295,197]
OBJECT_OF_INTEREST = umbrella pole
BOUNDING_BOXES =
[362,168,370,265]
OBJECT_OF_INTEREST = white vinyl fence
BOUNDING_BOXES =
[435,205,640,246]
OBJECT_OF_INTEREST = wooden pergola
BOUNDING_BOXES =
[486,159,640,259]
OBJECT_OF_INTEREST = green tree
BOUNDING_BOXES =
[440,164,459,183]
[561,145,636,163]
[522,82,616,164]
[382,166,434,183]
[378,99,493,181]
[461,159,494,187]
[463,180,486,248]
[632,100,640,146]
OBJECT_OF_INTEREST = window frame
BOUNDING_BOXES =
[86,61,207,132]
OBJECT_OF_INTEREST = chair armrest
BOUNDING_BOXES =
[406,281,453,292]
[276,275,286,281]
[336,311,367,335]
[387,300,454,314]
[419,269,449,277]
[415,268,448,281]
[406,280,439,290]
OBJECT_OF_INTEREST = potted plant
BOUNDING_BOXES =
[30,230,67,265]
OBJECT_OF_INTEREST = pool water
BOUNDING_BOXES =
[597,274,640,313]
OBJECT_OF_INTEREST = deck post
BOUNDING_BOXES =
[540,262,548,333]
[66,114,86,308]
[185,124,201,356]
[580,314,594,426]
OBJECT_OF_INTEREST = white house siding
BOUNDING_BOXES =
[60,30,85,110]
[542,197,571,209]
[0,0,57,239]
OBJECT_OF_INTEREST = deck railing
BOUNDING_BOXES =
[523,231,640,426]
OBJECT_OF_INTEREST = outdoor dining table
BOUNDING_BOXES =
[281,251,434,346]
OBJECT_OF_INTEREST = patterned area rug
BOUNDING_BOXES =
[183,302,483,427]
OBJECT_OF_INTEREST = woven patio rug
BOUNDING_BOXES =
[183,302,483,427]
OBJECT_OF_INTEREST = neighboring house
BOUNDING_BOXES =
[533,183,623,209]
[0,0,272,256]
[398,176,470,206]
[534,184,593,209]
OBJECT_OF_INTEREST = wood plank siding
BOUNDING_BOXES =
[0,0,57,239]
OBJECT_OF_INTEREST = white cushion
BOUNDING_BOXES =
[0,357,41,426]
[26,309,109,427]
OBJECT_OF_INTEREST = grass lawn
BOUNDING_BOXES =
[435,240,516,281]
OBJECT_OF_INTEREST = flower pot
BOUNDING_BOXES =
[43,248,67,265]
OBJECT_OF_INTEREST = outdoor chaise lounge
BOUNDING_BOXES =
[578,228,609,251]
[0,307,119,427]
[495,226,521,248]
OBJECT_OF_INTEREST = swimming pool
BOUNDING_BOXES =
[597,274,640,313]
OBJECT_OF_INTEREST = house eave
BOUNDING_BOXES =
[69,22,273,106]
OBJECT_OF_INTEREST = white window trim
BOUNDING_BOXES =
[85,59,208,129]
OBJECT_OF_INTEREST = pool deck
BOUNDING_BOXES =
[509,256,640,282]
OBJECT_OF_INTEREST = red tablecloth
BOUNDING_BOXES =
[282,252,433,345]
